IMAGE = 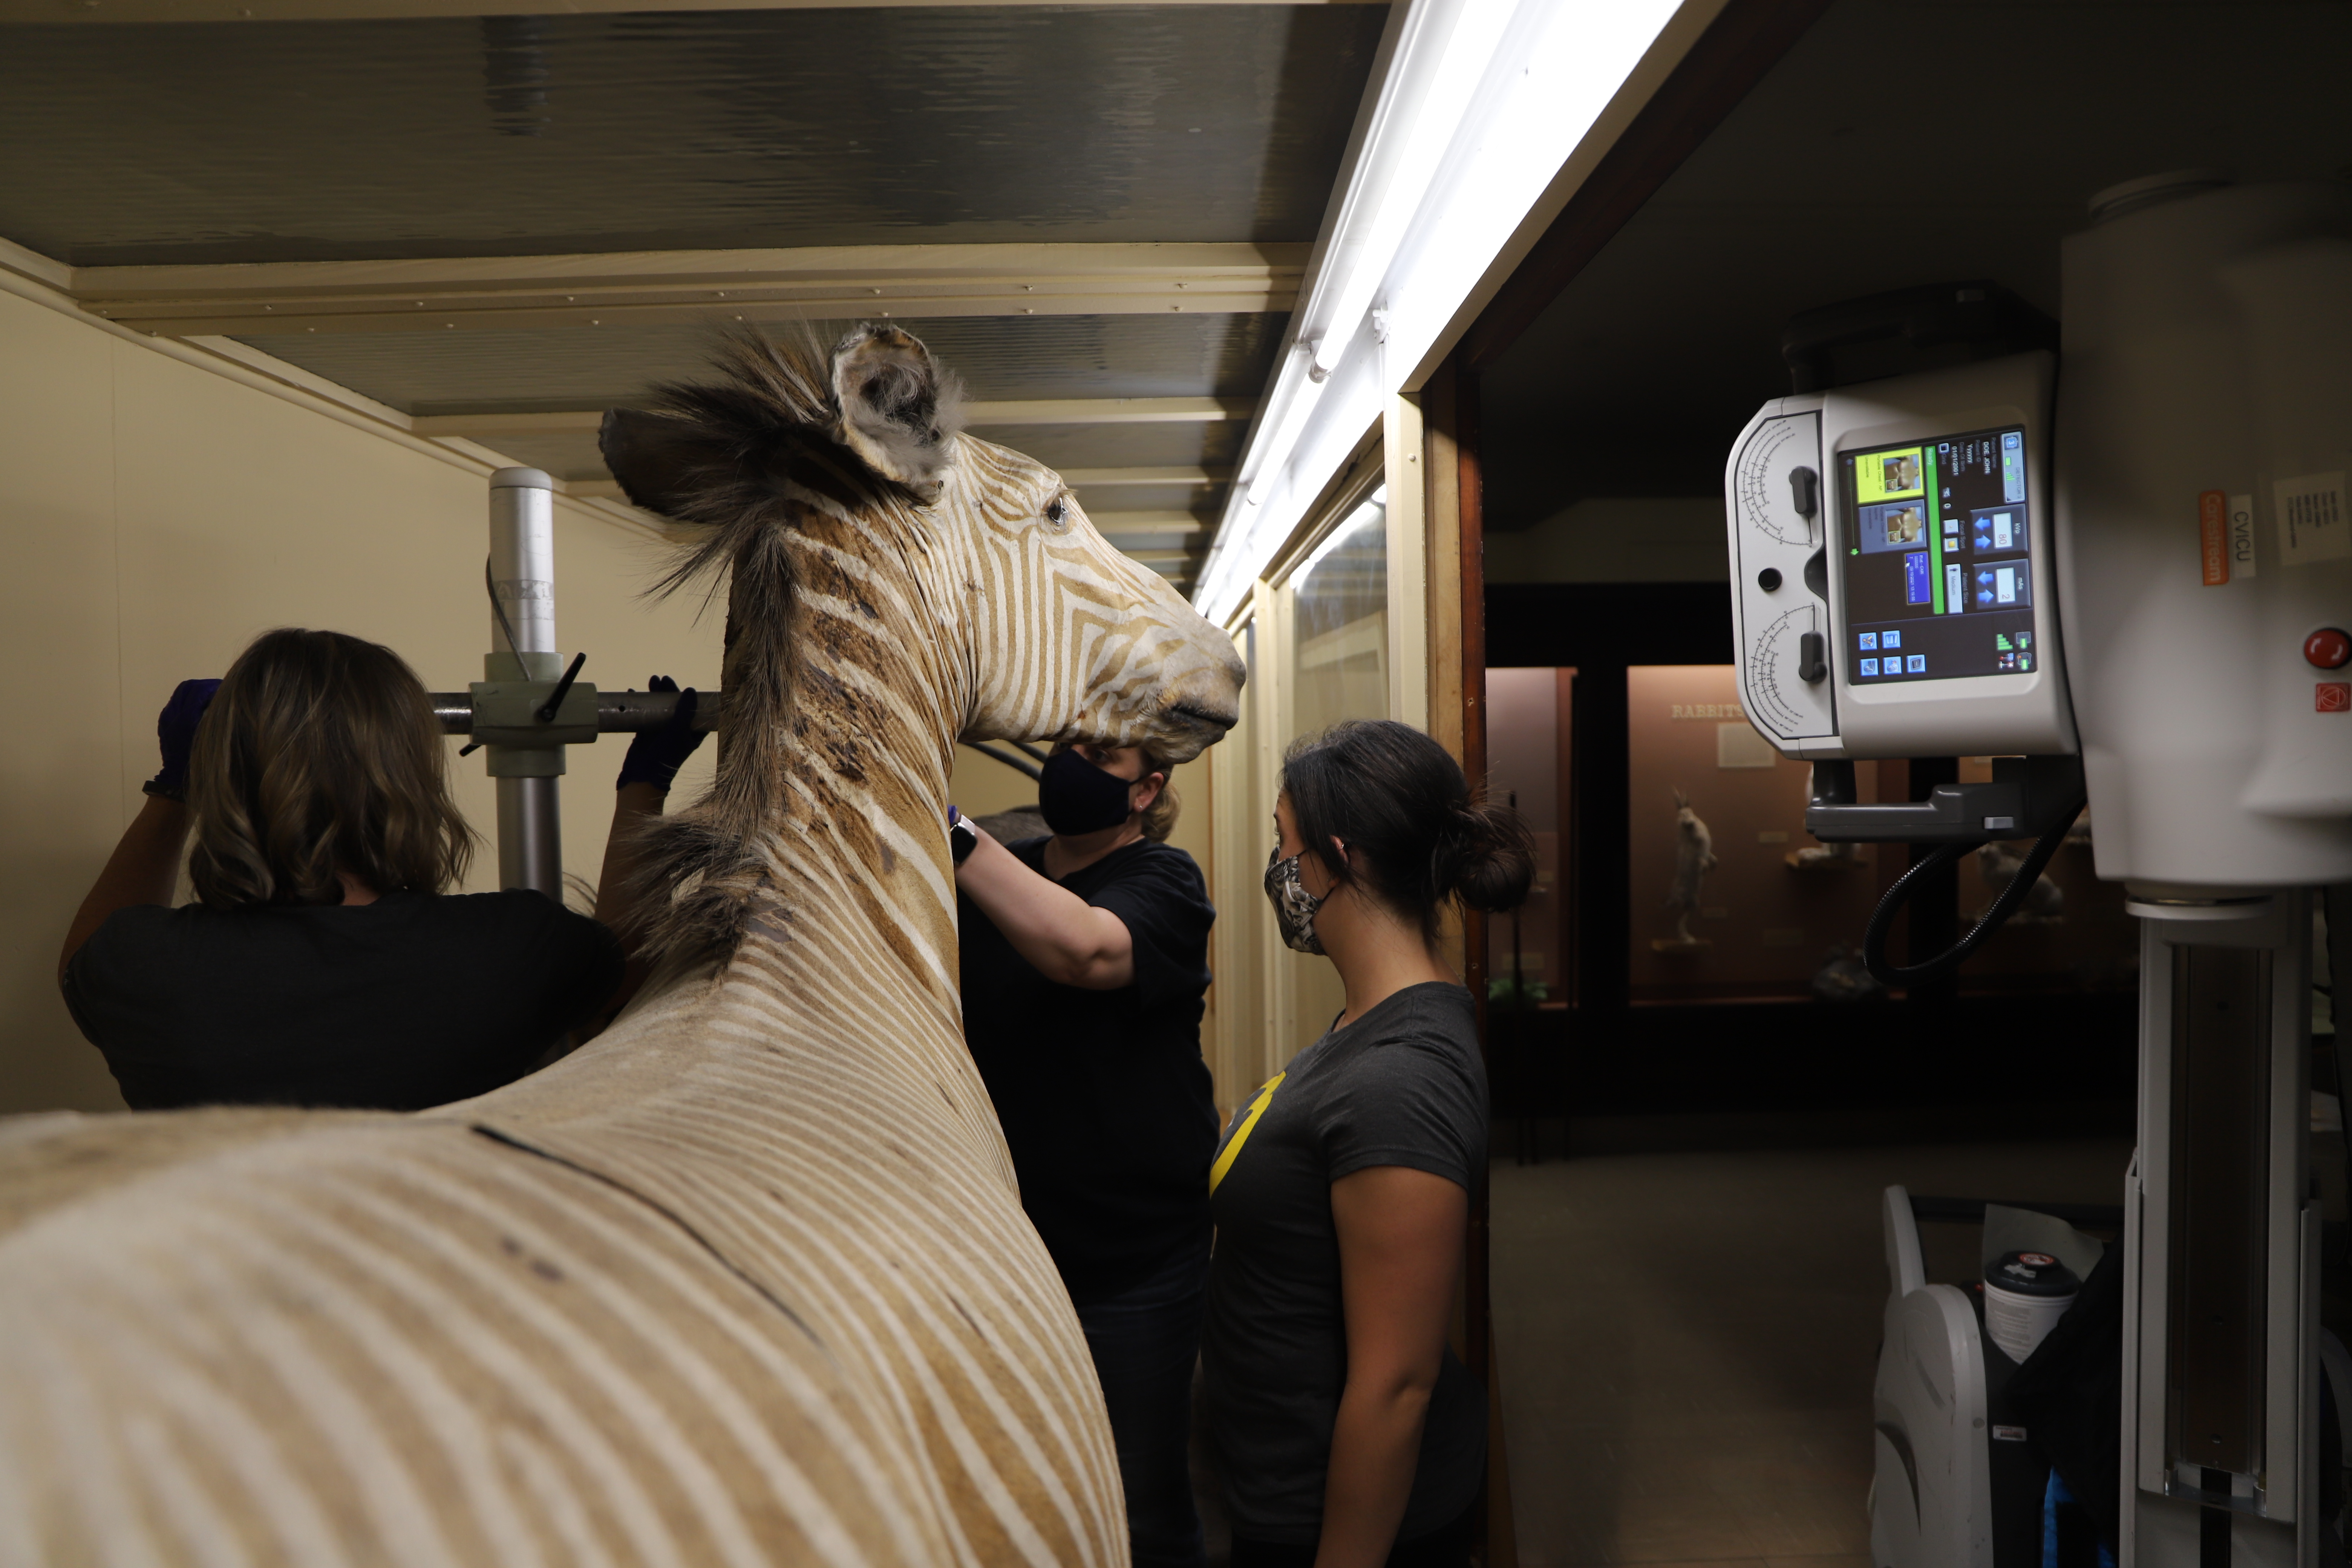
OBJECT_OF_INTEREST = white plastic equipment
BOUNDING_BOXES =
[1729,176,2352,1568]
[1727,354,2073,761]
[1874,1186,1994,1568]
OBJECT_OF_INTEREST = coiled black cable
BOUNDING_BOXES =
[1860,795,2085,987]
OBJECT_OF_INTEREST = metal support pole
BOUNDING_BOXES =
[2125,889,2314,1568]
[489,470,557,675]
[496,777,564,899]
[485,467,565,899]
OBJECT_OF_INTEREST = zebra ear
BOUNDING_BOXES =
[600,407,723,521]
[829,325,962,502]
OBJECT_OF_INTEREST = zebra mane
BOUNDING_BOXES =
[598,323,965,969]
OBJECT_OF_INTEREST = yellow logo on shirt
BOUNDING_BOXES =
[1208,1071,1285,1194]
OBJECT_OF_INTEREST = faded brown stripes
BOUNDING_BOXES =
[0,340,1242,1566]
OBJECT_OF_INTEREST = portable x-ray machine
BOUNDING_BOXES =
[1724,176,2352,1568]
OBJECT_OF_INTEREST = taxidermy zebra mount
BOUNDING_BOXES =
[0,323,1246,1567]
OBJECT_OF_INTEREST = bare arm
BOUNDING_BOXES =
[1315,1165,1470,1568]
[59,794,190,983]
[954,827,1135,989]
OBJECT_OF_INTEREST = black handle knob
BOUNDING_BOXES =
[536,651,588,723]
[1757,567,1783,592]
[1790,466,1819,518]
[1798,631,1827,684]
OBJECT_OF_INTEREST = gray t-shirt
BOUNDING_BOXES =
[1199,981,1488,1544]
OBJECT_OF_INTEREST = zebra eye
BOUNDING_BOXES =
[1044,498,1068,530]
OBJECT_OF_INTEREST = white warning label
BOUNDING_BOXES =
[2277,472,2347,567]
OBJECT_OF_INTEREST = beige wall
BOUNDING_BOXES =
[0,286,721,1115]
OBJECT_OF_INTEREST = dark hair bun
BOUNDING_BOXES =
[1440,799,1536,913]
[1281,718,1536,938]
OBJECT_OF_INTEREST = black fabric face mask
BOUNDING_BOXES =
[1037,748,1136,836]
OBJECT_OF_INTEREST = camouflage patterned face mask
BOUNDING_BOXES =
[1263,849,1327,956]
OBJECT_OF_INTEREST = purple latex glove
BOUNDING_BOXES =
[145,678,221,801]
[617,675,706,792]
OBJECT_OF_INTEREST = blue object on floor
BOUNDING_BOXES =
[2044,1470,2116,1568]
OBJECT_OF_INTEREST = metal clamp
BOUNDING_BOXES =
[467,677,600,777]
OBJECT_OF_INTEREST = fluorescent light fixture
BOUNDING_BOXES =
[1195,0,1683,626]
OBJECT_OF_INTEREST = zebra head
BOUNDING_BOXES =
[953,434,1244,768]
[597,323,1242,962]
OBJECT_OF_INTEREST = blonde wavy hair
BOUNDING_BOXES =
[1137,747,1180,843]
[187,628,475,908]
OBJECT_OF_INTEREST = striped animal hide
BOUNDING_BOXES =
[0,325,1245,1567]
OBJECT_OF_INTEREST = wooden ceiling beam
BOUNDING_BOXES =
[963,398,1250,426]
[1061,466,1230,488]
[11,0,1376,18]
[1086,513,1208,538]
[408,399,1248,439]
[71,242,1303,335]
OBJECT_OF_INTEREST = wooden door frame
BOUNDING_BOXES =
[1429,4,1834,1561]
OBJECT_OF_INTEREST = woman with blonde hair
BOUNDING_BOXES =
[951,737,1217,1568]
[60,627,622,1111]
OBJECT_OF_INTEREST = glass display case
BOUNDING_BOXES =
[1205,476,1395,1113]
[1283,489,1391,1057]
[1289,490,1389,740]
[1619,666,2133,1003]
[1625,665,1887,1002]
[1485,668,1569,1011]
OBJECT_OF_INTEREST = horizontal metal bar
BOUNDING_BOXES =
[433,689,722,736]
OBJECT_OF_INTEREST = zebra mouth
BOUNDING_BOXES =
[1165,702,1237,734]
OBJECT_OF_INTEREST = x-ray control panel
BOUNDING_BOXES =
[1841,424,2040,687]
[1724,352,2073,760]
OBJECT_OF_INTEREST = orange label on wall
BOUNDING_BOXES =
[2200,491,2230,585]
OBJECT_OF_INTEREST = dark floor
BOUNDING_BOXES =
[1488,1128,2136,1568]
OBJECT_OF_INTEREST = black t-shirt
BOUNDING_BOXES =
[63,890,624,1112]
[958,836,1219,1303]
[1200,981,1489,1544]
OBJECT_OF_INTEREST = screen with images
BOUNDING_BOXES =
[1839,425,2035,685]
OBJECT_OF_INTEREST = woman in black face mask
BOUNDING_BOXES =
[1202,720,1532,1568]
[949,740,1219,1568]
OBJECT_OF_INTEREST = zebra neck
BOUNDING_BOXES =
[728,513,973,1014]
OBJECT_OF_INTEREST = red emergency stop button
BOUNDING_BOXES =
[2306,628,2352,669]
